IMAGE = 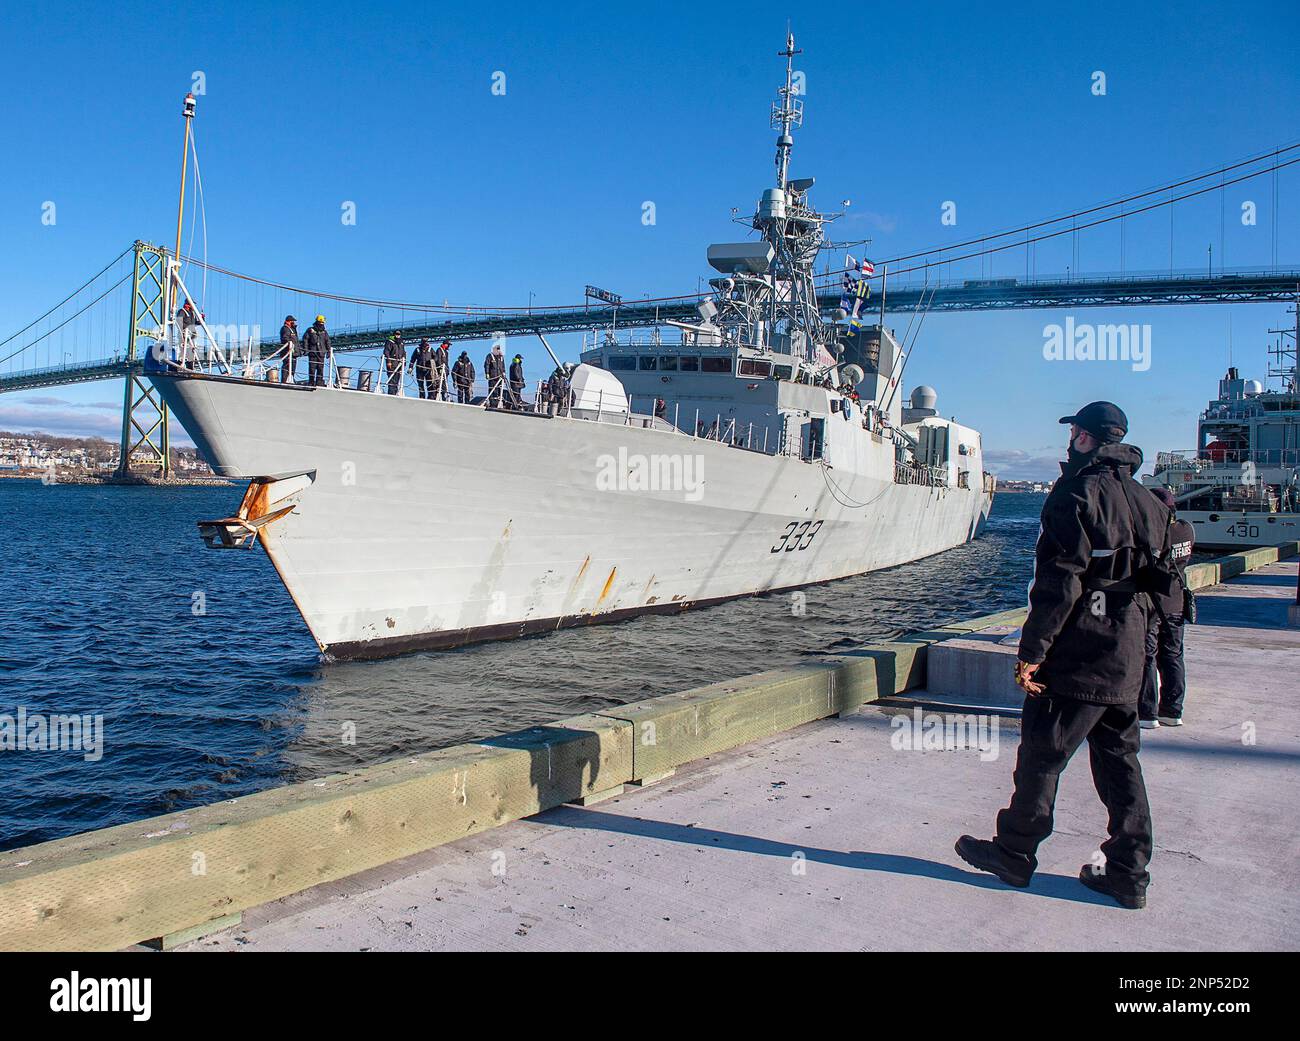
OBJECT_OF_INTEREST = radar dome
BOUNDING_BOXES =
[910,385,938,411]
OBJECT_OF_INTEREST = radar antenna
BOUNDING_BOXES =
[772,29,803,189]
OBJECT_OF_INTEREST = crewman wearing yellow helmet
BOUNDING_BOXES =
[302,315,331,387]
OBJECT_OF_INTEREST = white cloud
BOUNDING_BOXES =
[983,448,1062,481]
[0,397,194,445]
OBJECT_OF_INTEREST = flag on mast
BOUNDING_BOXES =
[845,255,876,278]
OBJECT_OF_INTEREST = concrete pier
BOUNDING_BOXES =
[175,559,1300,952]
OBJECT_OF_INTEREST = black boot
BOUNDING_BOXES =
[1078,864,1147,909]
[954,835,1033,888]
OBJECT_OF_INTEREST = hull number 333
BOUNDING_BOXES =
[771,519,823,553]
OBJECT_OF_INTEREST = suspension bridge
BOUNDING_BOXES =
[2,142,1298,479]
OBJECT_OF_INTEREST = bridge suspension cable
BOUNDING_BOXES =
[165,141,1300,315]
[821,153,1300,286]
[0,245,133,360]
[814,139,1300,288]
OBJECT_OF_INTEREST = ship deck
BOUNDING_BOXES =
[175,561,1300,952]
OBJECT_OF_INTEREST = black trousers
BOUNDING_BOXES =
[386,370,402,395]
[307,357,325,386]
[415,373,435,399]
[1140,615,1186,721]
[995,695,1152,894]
[281,351,296,384]
[455,384,472,404]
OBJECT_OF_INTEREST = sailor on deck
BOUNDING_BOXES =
[484,344,506,407]
[383,332,406,395]
[452,351,475,404]
[433,340,451,400]
[508,353,526,410]
[411,339,437,399]
[302,315,330,387]
[278,315,299,384]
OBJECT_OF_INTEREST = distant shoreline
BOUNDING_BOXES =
[0,471,232,486]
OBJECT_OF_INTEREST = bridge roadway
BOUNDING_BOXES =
[3,269,1298,394]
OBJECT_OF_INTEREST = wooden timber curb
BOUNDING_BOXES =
[1,541,1295,951]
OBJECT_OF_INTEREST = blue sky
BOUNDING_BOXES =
[0,0,1296,477]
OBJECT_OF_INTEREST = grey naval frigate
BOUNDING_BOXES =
[1144,304,1300,549]
[148,34,995,659]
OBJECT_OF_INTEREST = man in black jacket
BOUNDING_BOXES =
[383,332,406,395]
[1140,486,1195,728]
[508,353,526,410]
[302,315,330,387]
[547,365,572,417]
[278,315,299,384]
[956,401,1171,910]
[410,339,436,399]
[433,340,451,400]
[484,344,506,407]
[452,351,475,404]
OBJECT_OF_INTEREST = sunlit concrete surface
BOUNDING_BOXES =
[180,562,1300,952]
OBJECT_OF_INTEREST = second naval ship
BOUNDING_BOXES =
[148,34,995,659]
[1144,305,1300,549]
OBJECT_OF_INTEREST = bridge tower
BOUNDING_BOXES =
[116,241,171,479]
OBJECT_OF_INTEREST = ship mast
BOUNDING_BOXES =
[700,32,840,368]
[773,30,801,190]
[752,30,832,364]
[1267,298,1299,393]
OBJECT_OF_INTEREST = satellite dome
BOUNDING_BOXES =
[910,385,938,411]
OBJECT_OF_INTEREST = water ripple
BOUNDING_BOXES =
[0,480,1042,850]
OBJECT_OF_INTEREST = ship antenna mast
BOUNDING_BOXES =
[773,28,802,189]
[169,92,197,325]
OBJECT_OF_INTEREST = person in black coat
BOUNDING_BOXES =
[483,345,507,407]
[410,339,437,399]
[956,401,1172,910]
[547,365,572,417]
[301,315,331,387]
[278,315,299,384]
[382,332,406,395]
[451,351,475,404]
[433,340,451,400]
[1140,486,1195,727]
[508,353,526,410]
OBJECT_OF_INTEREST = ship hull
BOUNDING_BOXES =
[152,373,993,659]
[1179,509,1300,551]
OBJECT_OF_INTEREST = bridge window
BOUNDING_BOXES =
[701,356,732,373]
[608,356,636,371]
[658,356,679,371]
[638,356,659,371]
[773,365,792,380]
[738,359,772,377]
[679,356,700,371]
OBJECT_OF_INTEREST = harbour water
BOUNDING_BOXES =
[0,480,1044,851]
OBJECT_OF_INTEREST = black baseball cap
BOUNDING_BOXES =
[1059,401,1127,444]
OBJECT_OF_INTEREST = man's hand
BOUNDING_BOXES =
[1015,660,1045,697]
